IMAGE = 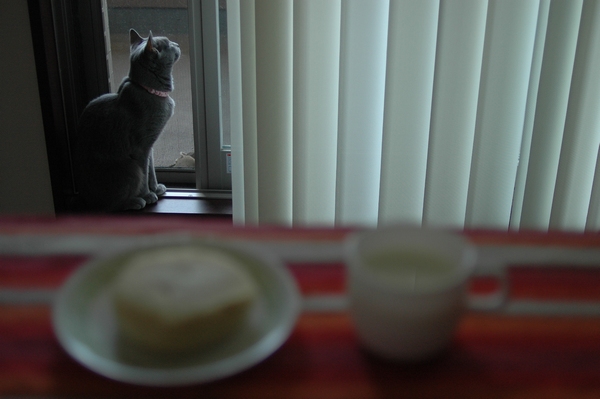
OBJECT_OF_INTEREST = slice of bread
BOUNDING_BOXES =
[112,246,259,352]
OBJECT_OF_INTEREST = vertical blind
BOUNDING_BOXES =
[226,0,600,231]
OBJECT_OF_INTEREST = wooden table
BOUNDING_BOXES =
[1,216,600,398]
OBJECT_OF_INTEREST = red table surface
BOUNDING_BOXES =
[1,216,600,398]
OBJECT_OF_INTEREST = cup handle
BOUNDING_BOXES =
[467,261,508,311]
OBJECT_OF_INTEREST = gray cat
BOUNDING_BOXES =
[73,29,180,212]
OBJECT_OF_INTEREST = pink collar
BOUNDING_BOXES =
[141,84,170,98]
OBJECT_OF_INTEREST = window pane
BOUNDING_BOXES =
[104,0,195,169]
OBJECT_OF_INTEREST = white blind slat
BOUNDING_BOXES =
[378,0,439,226]
[227,0,245,224]
[423,0,488,228]
[586,146,600,231]
[292,1,341,226]
[254,0,294,225]
[335,0,390,227]
[519,0,584,230]
[466,0,540,229]
[550,0,600,231]
[234,0,259,224]
[510,0,551,231]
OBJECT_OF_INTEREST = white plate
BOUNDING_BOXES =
[52,239,301,386]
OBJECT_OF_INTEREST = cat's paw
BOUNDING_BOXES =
[143,191,159,205]
[153,184,167,196]
[124,197,146,210]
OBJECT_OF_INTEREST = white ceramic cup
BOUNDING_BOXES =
[346,226,491,361]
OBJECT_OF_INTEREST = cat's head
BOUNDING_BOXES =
[128,29,181,92]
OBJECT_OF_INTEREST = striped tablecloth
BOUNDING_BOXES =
[1,216,600,398]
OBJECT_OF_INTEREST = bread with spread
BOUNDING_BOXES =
[112,246,259,352]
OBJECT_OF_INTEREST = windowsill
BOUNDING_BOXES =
[131,189,233,218]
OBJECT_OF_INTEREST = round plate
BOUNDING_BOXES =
[52,238,301,386]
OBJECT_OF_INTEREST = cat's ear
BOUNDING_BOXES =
[145,31,155,54]
[129,29,144,47]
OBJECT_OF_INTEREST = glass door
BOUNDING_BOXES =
[102,0,231,190]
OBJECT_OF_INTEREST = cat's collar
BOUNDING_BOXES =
[140,84,170,98]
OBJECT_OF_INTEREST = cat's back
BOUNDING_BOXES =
[77,80,171,135]
[77,90,125,132]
